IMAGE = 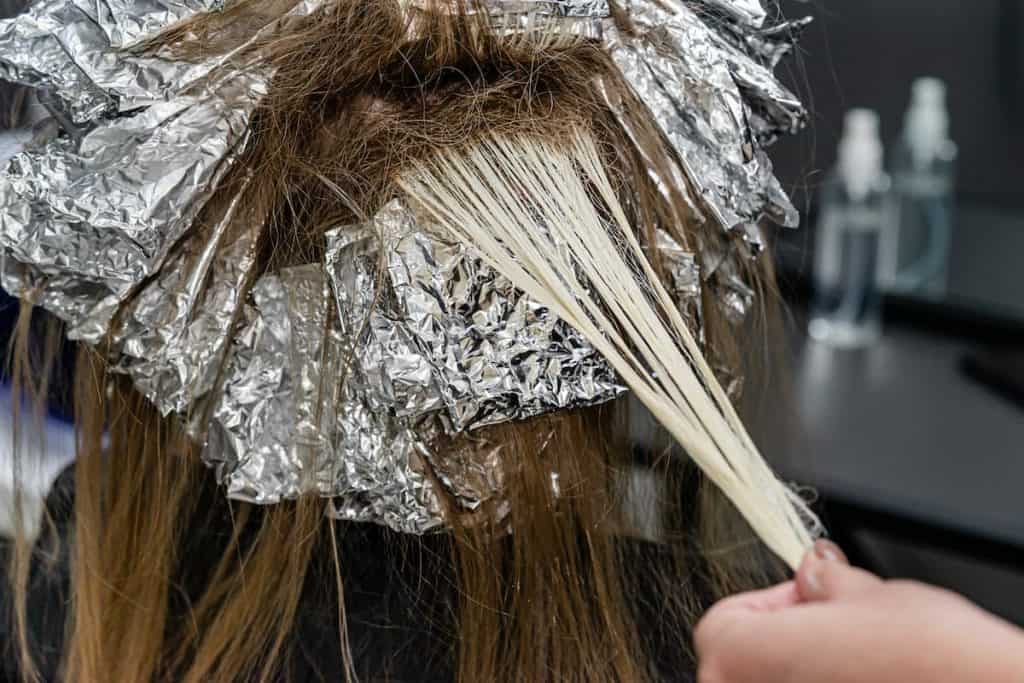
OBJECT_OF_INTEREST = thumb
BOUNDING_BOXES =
[796,539,882,603]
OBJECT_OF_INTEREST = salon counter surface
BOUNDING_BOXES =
[750,320,1024,555]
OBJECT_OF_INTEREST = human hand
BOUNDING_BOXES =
[694,540,1024,683]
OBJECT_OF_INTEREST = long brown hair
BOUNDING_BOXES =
[9,2,786,680]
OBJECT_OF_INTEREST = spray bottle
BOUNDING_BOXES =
[880,77,958,297]
[810,109,891,347]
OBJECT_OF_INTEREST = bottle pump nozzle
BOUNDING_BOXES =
[904,77,951,168]
[837,109,884,202]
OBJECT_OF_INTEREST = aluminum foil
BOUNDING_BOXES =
[0,0,210,122]
[609,0,805,236]
[78,0,225,48]
[482,0,609,15]
[328,199,625,433]
[695,0,766,28]
[0,0,320,123]
[490,13,603,39]
[203,264,450,533]
[204,265,341,503]
[747,17,814,70]
[594,74,705,231]
[711,254,755,325]
[0,0,263,340]
[0,75,258,342]
[111,186,258,418]
[0,0,114,123]
[656,228,703,334]
[405,0,608,41]
[0,0,805,532]
[0,0,324,342]
[409,0,610,16]
[201,200,706,529]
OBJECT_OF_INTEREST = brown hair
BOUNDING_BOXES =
[9,2,786,680]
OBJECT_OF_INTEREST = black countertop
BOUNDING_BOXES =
[750,319,1024,551]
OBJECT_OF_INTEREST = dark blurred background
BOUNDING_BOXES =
[751,0,1024,626]
[773,0,1024,319]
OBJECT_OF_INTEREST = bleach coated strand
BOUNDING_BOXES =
[399,129,818,569]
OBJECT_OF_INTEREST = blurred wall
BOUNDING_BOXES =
[772,0,1024,208]
[770,0,1024,319]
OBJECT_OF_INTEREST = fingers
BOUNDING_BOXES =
[694,581,799,659]
[694,542,888,683]
[695,590,814,683]
[796,540,882,603]
[809,539,849,565]
[706,581,801,616]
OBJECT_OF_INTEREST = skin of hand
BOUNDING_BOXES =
[694,540,1024,683]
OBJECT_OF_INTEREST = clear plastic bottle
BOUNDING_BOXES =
[809,109,892,348]
[879,77,958,298]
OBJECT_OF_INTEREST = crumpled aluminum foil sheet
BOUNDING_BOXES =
[698,0,766,28]
[0,0,805,532]
[482,0,609,15]
[711,254,755,326]
[202,199,702,531]
[490,13,603,40]
[656,229,703,334]
[328,199,625,433]
[746,17,814,71]
[204,265,341,504]
[0,0,324,335]
[594,74,706,234]
[80,0,225,48]
[0,0,212,122]
[410,0,609,16]
[0,0,263,341]
[204,264,449,533]
[0,0,116,123]
[405,0,608,41]
[0,77,258,342]
[0,0,319,123]
[111,186,258,419]
[609,0,805,239]
[655,228,751,397]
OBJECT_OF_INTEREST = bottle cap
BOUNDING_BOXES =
[837,108,884,201]
[904,77,951,166]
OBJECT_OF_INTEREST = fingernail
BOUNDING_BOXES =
[803,563,824,598]
[813,539,847,565]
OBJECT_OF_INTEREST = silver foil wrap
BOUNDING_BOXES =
[410,0,609,16]
[0,0,319,122]
[406,0,608,40]
[0,77,258,342]
[657,229,703,333]
[594,74,706,234]
[706,243,755,325]
[0,0,323,337]
[697,0,766,28]
[0,0,204,121]
[329,200,625,433]
[111,186,258,418]
[0,0,804,531]
[204,265,341,503]
[746,17,814,71]
[609,0,805,237]
[204,264,447,533]
[80,0,225,48]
